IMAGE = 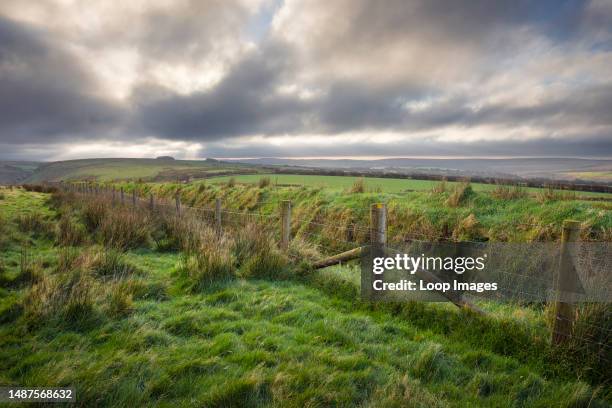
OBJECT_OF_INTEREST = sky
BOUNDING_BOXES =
[0,0,611,161]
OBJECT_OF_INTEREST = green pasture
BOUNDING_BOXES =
[209,173,611,198]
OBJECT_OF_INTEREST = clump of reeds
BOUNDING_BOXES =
[431,179,447,193]
[258,177,271,188]
[98,207,151,250]
[227,177,236,187]
[446,182,473,207]
[177,226,235,291]
[537,186,577,203]
[56,214,86,246]
[491,184,527,200]
[348,178,366,194]
[16,212,54,238]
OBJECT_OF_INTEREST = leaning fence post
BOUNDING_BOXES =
[215,198,222,236]
[552,219,581,345]
[281,200,292,251]
[149,193,154,210]
[175,194,181,216]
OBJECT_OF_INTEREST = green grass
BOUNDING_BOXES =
[25,158,255,183]
[121,179,611,243]
[209,173,612,198]
[1,188,610,407]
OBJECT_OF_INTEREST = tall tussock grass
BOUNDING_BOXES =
[546,303,612,382]
[24,246,141,327]
[56,214,86,246]
[431,179,447,193]
[348,178,366,193]
[177,226,235,291]
[82,199,108,231]
[258,176,271,188]
[491,184,527,200]
[446,182,473,207]
[537,186,577,203]
[152,213,200,252]
[232,222,288,279]
[16,212,54,238]
[24,267,96,327]
[98,207,151,250]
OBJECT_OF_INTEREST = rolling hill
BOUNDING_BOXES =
[22,158,257,183]
[0,161,41,184]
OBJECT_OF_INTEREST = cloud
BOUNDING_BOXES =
[0,16,124,144]
[0,0,611,160]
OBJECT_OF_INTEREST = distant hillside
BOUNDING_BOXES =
[230,157,612,182]
[0,161,41,184]
[24,158,257,183]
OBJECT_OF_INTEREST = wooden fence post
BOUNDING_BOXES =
[370,203,387,246]
[120,187,125,205]
[132,190,137,207]
[215,198,222,236]
[552,219,581,345]
[363,203,387,302]
[281,200,292,251]
[112,187,116,203]
[175,194,181,216]
[149,193,154,210]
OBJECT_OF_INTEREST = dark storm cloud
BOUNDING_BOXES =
[133,42,313,140]
[0,16,123,144]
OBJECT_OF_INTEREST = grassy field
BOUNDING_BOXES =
[209,173,612,198]
[0,187,610,407]
[24,158,256,183]
[120,178,612,244]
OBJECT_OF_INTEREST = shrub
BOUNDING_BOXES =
[0,192,5,200]
[446,182,473,207]
[227,177,236,187]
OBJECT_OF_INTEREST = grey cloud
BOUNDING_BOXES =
[133,42,312,140]
[0,16,123,144]
[201,134,612,159]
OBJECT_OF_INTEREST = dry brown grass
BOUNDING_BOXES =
[348,178,366,194]
[446,182,473,207]
[491,184,527,200]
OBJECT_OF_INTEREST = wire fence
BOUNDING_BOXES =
[55,183,611,355]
